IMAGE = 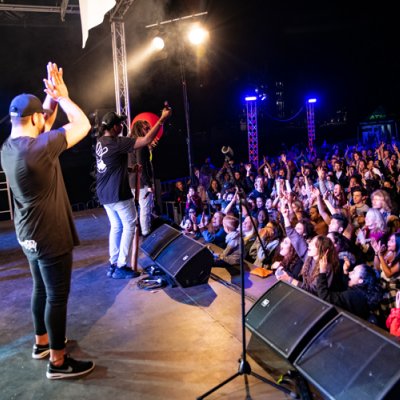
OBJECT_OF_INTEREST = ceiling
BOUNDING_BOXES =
[0,1,81,28]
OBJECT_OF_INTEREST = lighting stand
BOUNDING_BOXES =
[179,52,194,181]
[197,182,297,399]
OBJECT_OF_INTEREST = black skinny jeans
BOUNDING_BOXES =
[27,252,72,350]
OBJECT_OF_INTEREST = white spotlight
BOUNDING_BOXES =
[151,36,165,51]
[187,25,209,45]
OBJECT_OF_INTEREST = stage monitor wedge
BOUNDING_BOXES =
[140,223,182,259]
[245,281,338,362]
[294,312,400,400]
[155,234,213,287]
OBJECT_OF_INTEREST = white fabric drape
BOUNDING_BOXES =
[79,0,116,48]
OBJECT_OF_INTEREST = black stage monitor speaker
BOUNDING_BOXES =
[155,234,214,287]
[140,224,182,259]
[294,312,400,400]
[245,281,337,362]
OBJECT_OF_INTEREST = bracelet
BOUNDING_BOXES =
[288,277,293,284]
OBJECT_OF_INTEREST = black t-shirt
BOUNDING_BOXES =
[1,130,79,259]
[96,135,136,204]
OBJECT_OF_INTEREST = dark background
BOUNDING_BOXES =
[0,0,399,205]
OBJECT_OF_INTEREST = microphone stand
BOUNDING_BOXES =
[197,161,297,399]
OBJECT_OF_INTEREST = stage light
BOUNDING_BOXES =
[308,98,317,103]
[151,36,165,51]
[187,24,209,45]
[245,96,257,101]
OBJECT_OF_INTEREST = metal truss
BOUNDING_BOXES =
[0,1,135,135]
[111,20,131,134]
[306,102,316,156]
[110,0,136,134]
[246,99,259,167]
[0,3,80,17]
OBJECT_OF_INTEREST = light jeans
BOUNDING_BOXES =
[103,198,136,267]
[132,186,153,236]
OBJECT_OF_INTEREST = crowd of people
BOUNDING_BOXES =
[165,143,400,335]
[2,61,399,386]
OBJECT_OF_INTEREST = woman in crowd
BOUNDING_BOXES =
[198,211,226,248]
[372,232,400,318]
[288,199,307,223]
[356,207,388,264]
[242,215,258,261]
[371,189,393,221]
[329,183,348,210]
[249,220,283,267]
[294,218,316,243]
[277,205,345,294]
[271,237,303,280]
[276,233,345,295]
[179,207,198,235]
[256,209,269,230]
[207,178,221,202]
[185,186,203,215]
[316,259,383,322]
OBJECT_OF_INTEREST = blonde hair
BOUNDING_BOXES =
[223,215,239,232]
[365,208,387,232]
[371,189,392,213]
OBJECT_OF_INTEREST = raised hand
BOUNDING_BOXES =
[316,166,324,179]
[160,106,172,123]
[43,62,69,101]
[312,186,320,197]
[280,201,289,217]
[343,256,351,274]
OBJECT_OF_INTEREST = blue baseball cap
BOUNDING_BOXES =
[9,94,51,117]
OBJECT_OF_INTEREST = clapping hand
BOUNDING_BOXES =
[43,62,69,101]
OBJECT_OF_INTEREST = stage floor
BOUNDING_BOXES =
[0,208,291,400]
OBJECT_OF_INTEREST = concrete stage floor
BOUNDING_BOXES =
[0,208,294,400]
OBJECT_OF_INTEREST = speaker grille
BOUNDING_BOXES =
[294,313,400,400]
[245,281,337,361]
[140,224,181,259]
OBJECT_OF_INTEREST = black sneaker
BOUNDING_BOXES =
[46,355,95,380]
[32,343,50,359]
[112,265,138,279]
[32,337,68,359]
[106,263,117,277]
